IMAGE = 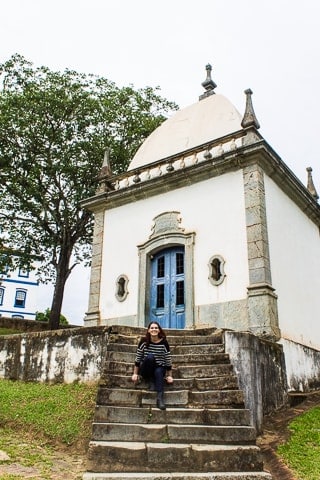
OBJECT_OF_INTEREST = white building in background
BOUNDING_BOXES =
[35,263,90,325]
[82,65,320,392]
[0,265,39,319]
[0,261,89,324]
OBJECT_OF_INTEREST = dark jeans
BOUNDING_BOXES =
[139,354,166,392]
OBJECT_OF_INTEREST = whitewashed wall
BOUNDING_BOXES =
[265,175,320,350]
[99,170,249,324]
[0,326,108,383]
[280,338,320,391]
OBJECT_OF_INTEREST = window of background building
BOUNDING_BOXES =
[14,289,27,308]
[0,287,4,305]
[18,268,29,278]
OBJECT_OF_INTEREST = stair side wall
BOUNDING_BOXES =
[225,331,288,433]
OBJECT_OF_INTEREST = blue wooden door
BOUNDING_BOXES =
[150,247,185,329]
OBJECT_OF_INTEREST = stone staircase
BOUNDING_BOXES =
[83,326,272,480]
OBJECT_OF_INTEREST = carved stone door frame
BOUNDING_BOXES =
[137,211,195,329]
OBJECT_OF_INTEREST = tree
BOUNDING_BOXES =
[0,54,177,329]
[35,308,68,325]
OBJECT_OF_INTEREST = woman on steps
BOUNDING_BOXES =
[131,321,173,410]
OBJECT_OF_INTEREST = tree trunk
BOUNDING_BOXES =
[49,247,72,330]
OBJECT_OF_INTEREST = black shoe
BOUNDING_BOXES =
[149,381,156,391]
[156,392,166,410]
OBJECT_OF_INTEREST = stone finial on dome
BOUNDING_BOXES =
[241,89,260,129]
[99,148,113,177]
[306,167,319,200]
[199,64,217,101]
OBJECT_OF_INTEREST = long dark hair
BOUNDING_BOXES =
[143,321,166,346]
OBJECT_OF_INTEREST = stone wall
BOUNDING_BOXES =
[225,331,288,432]
[280,338,320,392]
[0,326,109,383]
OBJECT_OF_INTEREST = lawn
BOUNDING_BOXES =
[0,328,24,335]
[0,380,97,479]
[278,405,320,479]
[0,379,97,446]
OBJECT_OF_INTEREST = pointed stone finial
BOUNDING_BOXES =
[96,148,115,192]
[100,148,113,177]
[306,167,319,200]
[199,64,217,101]
[241,89,260,129]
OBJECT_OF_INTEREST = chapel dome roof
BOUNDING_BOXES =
[128,91,243,171]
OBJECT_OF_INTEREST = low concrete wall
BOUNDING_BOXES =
[0,326,109,383]
[225,331,288,433]
[280,338,320,392]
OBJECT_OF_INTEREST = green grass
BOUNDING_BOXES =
[0,476,25,480]
[278,406,320,479]
[0,379,97,479]
[0,328,24,335]
[0,379,97,445]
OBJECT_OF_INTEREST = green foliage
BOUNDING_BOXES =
[35,308,68,325]
[0,379,97,445]
[0,328,23,335]
[0,54,177,328]
[278,406,320,479]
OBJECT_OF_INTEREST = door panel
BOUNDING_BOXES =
[150,247,185,329]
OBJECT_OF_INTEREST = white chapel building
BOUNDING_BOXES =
[83,65,320,393]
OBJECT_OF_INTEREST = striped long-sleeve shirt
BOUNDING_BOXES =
[134,338,172,371]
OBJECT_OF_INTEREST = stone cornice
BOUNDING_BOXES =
[81,134,320,227]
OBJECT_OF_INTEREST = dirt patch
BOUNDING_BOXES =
[0,438,88,480]
[258,390,320,479]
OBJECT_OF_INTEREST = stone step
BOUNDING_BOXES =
[177,364,233,378]
[173,344,225,355]
[173,353,229,364]
[104,361,232,377]
[107,343,225,355]
[168,332,224,345]
[107,325,221,340]
[82,472,272,480]
[86,442,264,473]
[91,422,257,444]
[103,374,239,391]
[83,473,272,480]
[108,334,224,347]
[105,351,229,365]
[93,406,252,426]
[189,390,244,407]
[108,343,225,356]
[107,343,141,353]
[96,388,245,408]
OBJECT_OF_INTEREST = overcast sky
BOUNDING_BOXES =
[2,0,320,323]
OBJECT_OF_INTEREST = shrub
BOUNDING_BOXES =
[35,308,68,325]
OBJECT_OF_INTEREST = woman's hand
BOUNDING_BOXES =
[166,375,173,384]
[131,373,139,383]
